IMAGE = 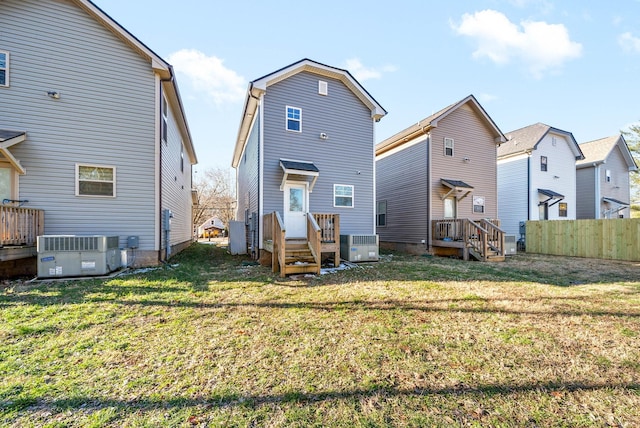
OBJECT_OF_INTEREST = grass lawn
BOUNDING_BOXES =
[1,243,639,427]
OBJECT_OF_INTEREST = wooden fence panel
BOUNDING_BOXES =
[526,219,640,261]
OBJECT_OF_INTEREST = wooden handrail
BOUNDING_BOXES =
[307,213,321,274]
[313,213,340,243]
[1,206,44,247]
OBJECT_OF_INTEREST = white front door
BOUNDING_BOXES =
[284,182,308,238]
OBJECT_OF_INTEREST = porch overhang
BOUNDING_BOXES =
[279,159,319,192]
[603,197,629,214]
[441,178,473,201]
[0,130,26,175]
[538,188,564,207]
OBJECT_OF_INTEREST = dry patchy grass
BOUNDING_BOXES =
[1,244,639,427]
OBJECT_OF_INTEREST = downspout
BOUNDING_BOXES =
[594,163,601,218]
[527,153,531,220]
[159,74,174,263]
[425,129,432,252]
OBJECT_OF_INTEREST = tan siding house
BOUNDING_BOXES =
[375,95,506,260]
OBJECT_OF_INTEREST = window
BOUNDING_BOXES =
[558,202,567,217]
[0,166,14,202]
[473,195,485,214]
[318,80,328,96]
[286,106,301,132]
[540,156,548,171]
[0,51,8,87]
[377,200,387,227]
[605,169,611,182]
[180,143,184,173]
[444,138,454,157]
[334,184,353,208]
[76,164,115,197]
[162,97,168,143]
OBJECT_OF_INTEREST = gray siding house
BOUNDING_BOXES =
[232,59,386,275]
[375,95,507,261]
[576,135,637,219]
[497,123,584,238]
[0,0,197,273]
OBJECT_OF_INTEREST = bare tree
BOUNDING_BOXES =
[622,123,640,203]
[192,167,236,231]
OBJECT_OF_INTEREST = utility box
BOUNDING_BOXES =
[37,235,121,278]
[340,234,379,262]
[504,234,517,256]
[127,235,139,249]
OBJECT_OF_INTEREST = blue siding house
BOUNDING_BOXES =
[232,59,386,275]
[0,0,197,275]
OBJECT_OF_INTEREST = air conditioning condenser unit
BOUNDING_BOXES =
[504,234,517,256]
[37,235,121,278]
[340,234,379,262]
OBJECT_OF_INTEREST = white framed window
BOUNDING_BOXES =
[334,184,354,208]
[0,51,9,87]
[286,106,302,132]
[162,97,168,143]
[444,138,454,157]
[0,164,16,202]
[605,169,611,182]
[318,80,328,96]
[473,195,485,214]
[76,164,116,197]
[377,200,387,227]
[540,156,548,171]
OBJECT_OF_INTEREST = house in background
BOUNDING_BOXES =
[231,58,386,276]
[497,123,584,238]
[197,217,225,238]
[375,94,507,261]
[576,135,638,219]
[0,0,197,276]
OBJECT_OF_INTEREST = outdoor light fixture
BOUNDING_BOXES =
[47,91,60,99]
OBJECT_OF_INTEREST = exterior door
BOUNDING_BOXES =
[538,203,548,220]
[284,182,308,238]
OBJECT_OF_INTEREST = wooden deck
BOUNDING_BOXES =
[0,205,44,262]
[263,212,340,277]
[431,218,505,262]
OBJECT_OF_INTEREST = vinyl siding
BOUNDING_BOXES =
[161,95,194,247]
[236,113,260,225]
[497,156,529,236]
[529,133,578,220]
[601,147,632,217]
[576,167,596,219]
[261,72,375,235]
[375,139,428,243]
[429,104,499,221]
[1,0,159,250]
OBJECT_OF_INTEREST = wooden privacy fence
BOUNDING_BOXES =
[525,219,640,261]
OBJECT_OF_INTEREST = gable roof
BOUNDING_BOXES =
[71,0,197,164]
[375,94,506,157]
[499,122,584,160]
[576,134,638,170]
[232,58,387,168]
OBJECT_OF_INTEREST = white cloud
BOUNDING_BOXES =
[167,49,246,104]
[344,58,397,81]
[619,32,640,53]
[478,93,498,102]
[451,9,582,78]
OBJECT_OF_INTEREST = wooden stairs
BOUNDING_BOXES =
[282,239,320,275]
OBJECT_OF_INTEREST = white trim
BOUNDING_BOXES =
[333,184,354,208]
[318,80,328,96]
[154,75,161,251]
[285,106,302,132]
[375,133,428,161]
[444,138,454,157]
[75,163,116,198]
[0,51,9,87]
[258,93,265,250]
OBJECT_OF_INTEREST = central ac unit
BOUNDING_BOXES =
[340,234,379,262]
[37,235,121,278]
[504,234,517,256]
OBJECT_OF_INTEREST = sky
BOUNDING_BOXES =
[97,0,640,176]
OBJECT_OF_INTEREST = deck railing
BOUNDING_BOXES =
[307,213,321,274]
[1,206,44,247]
[432,218,504,261]
[313,213,340,243]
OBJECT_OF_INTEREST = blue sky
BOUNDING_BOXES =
[98,0,640,174]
